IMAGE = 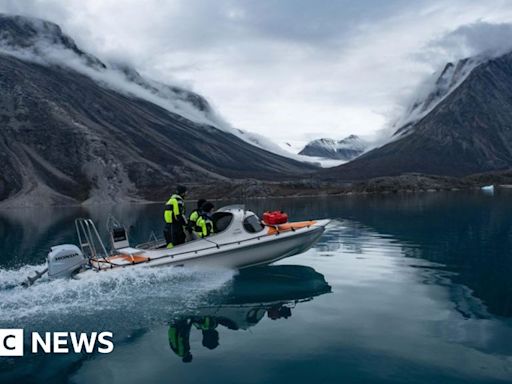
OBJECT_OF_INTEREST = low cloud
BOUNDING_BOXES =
[0,16,306,160]
[0,15,225,127]
[429,21,512,60]
[2,1,512,150]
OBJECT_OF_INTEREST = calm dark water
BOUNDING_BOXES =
[1,192,512,383]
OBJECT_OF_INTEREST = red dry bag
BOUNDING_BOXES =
[262,210,288,225]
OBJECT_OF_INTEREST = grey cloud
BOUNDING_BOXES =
[429,21,512,59]
[1,0,512,148]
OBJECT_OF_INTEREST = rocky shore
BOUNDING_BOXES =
[148,170,512,202]
[2,171,511,209]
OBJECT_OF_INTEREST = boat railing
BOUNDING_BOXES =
[136,231,165,250]
[75,218,109,261]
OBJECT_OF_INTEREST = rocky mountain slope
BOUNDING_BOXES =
[299,135,368,160]
[322,52,512,180]
[0,15,315,206]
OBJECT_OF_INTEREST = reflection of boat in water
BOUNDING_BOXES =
[167,264,331,363]
[226,264,332,304]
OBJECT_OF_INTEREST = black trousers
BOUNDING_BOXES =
[164,223,186,247]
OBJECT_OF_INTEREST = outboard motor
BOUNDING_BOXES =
[47,244,86,279]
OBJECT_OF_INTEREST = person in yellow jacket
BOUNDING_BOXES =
[187,198,206,233]
[195,201,215,238]
[168,318,193,363]
[163,185,187,248]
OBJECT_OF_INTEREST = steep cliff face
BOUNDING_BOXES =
[322,52,512,180]
[0,15,314,206]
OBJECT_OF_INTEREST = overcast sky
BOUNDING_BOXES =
[2,0,512,147]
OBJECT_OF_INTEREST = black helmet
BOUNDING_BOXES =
[176,185,187,195]
[197,198,207,210]
[201,201,214,213]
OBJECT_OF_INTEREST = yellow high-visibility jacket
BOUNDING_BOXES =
[195,215,214,238]
[164,194,186,224]
[189,210,200,226]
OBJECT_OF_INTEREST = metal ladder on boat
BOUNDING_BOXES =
[75,218,109,261]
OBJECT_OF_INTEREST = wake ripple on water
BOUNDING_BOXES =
[0,263,235,331]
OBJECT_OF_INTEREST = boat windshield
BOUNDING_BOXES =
[212,212,234,233]
[243,214,265,233]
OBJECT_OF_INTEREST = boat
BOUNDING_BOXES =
[24,205,329,285]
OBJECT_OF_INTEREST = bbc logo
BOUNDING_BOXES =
[0,329,24,357]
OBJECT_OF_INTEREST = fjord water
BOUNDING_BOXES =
[1,192,512,384]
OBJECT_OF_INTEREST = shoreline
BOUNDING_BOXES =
[3,170,512,210]
[0,179,505,211]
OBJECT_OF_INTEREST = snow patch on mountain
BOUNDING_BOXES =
[390,57,480,137]
[317,135,367,152]
[299,135,370,161]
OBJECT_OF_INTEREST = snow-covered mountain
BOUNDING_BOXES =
[391,57,480,137]
[299,135,369,161]
[323,51,512,179]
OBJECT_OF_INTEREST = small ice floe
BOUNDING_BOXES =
[481,185,495,194]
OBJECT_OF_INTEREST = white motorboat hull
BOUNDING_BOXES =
[149,221,326,270]
[77,219,329,278]
[32,206,330,284]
